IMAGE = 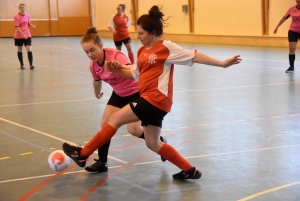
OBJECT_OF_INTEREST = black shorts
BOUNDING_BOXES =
[114,37,131,46]
[107,91,139,108]
[288,30,300,42]
[129,98,167,128]
[14,38,32,46]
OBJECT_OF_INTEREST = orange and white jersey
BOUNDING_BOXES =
[108,14,130,41]
[131,40,196,112]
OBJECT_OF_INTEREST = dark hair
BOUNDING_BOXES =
[137,5,167,37]
[119,4,125,11]
[81,27,102,44]
[19,4,26,9]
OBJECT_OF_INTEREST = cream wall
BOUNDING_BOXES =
[194,0,262,36]
[269,0,295,37]
[138,0,190,34]
[94,0,135,31]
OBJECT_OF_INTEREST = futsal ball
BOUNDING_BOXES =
[48,150,70,172]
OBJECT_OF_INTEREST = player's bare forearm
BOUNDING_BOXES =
[105,61,134,79]
[192,52,241,68]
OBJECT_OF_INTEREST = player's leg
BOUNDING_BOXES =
[85,104,120,172]
[286,30,297,73]
[114,40,122,51]
[25,37,34,70]
[15,39,24,69]
[62,104,139,167]
[123,38,134,63]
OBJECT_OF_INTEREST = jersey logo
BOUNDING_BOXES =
[148,53,157,64]
[132,102,137,107]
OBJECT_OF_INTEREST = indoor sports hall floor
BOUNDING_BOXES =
[0,37,299,201]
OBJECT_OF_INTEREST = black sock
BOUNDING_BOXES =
[17,52,23,66]
[289,54,295,67]
[139,132,145,139]
[97,140,111,163]
[28,51,33,66]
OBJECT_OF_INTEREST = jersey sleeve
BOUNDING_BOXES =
[130,60,139,82]
[163,40,195,66]
[108,15,116,29]
[89,62,101,81]
[14,15,19,27]
[126,14,130,26]
[27,13,31,25]
[284,7,293,19]
[114,51,131,65]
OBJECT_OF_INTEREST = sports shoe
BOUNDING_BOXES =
[85,159,108,172]
[285,66,294,73]
[62,143,88,167]
[20,65,25,70]
[173,167,202,180]
[160,136,167,162]
[30,65,35,70]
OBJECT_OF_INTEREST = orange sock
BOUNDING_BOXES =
[158,144,193,172]
[81,124,117,156]
[128,51,134,64]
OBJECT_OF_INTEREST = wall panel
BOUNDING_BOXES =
[194,0,262,36]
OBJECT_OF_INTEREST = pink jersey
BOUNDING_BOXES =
[284,6,300,33]
[14,13,31,39]
[90,48,138,97]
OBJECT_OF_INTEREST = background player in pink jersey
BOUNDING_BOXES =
[14,4,36,70]
[108,4,135,64]
[274,0,300,73]
[81,27,166,173]
[63,6,241,180]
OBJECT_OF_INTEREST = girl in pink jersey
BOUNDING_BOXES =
[63,6,241,180]
[14,4,36,70]
[81,27,166,173]
[274,0,300,73]
[108,4,135,64]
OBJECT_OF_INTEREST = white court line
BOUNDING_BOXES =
[134,144,300,166]
[0,58,89,75]
[215,55,300,64]
[0,98,95,108]
[175,82,300,92]
[0,117,128,164]
[0,165,122,184]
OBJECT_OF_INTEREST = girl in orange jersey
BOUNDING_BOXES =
[108,4,135,64]
[63,5,241,180]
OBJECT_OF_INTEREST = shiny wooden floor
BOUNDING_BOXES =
[0,37,299,201]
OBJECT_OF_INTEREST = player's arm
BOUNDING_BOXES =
[15,27,28,39]
[93,79,103,99]
[105,61,134,79]
[192,52,241,68]
[108,17,117,34]
[274,16,287,34]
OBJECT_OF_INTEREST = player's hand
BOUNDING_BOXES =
[113,31,117,34]
[273,28,278,34]
[31,24,36,28]
[222,55,241,68]
[105,60,122,72]
[96,91,103,99]
[23,35,28,39]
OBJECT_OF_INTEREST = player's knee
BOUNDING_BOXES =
[145,139,160,152]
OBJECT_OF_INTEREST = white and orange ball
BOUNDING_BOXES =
[48,150,70,172]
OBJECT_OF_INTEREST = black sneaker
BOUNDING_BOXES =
[173,167,202,180]
[285,66,294,73]
[85,159,108,172]
[62,143,88,167]
[30,65,35,70]
[20,65,25,69]
[160,136,167,162]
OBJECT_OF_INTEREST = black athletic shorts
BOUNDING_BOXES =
[129,98,167,128]
[288,30,300,42]
[107,91,139,108]
[14,38,32,46]
[114,37,131,46]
